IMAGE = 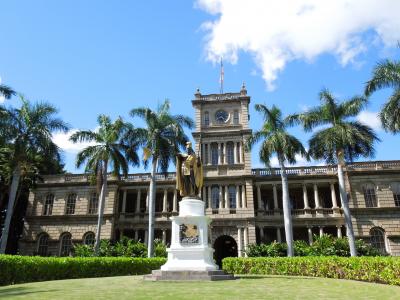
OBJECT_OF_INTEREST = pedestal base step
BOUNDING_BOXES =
[144,270,235,281]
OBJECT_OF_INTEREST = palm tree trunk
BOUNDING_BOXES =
[337,162,357,257]
[94,160,108,255]
[0,167,21,254]
[147,158,157,258]
[279,158,294,257]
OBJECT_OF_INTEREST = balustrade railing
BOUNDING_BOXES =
[252,160,400,177]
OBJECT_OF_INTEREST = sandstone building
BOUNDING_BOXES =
[19,87,400,262]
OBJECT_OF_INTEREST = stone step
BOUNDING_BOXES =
[143,270,235,281]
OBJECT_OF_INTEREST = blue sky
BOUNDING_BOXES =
[1,0,399,172]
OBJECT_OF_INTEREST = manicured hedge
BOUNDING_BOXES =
[222,257,400,285]
[0,255,166,286]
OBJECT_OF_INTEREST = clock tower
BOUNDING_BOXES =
[191,83,256,258]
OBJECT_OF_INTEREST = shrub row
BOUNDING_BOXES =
[247,235,381,257]
[222,256,400,285]
[0,255,166,286]
[74,238,167,258]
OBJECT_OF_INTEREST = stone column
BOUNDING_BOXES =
[219,185,223,209]
[144,230,148,245]
[208,143,211,165]
[162,189,168,213]
[244,227,249,257]
[134,230,139,241]
[234,142,238,164]
[314,183,321,209]
[237,228,243,257]
[122,190,127,213]
[218,143,222,165]
[202,186,206,202]
[273,184,278,210]
[172,189,178,213]
[201,143,205,163]
[276,227,282,243]
[303,184,310,209]
[236,185,240,209]
[337,226,342,238]
[162,229,167,244]
[330,183,338,208]
[241,185,246,208]
[307,227,313,245]
[257,184,263,211]
[239,142,243,164]
[207,186,212,209]
[145,190,149,212]
[259,226,264,242]
[136,189,141,213]
[222,142,227,164]
[225,185,229,209]
[319,226,324,237]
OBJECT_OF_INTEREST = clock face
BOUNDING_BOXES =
[215,110,229,123]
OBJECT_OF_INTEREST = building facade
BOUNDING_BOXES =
[19,87,400,261]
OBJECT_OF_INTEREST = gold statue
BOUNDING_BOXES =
[176,142,203,198]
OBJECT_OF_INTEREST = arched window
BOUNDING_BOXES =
[226,142,234,165]
[233,110,239,125]
[66,193,77,214]
[363,183,377,207]
[204,112,210,127]
[211,186,220,209]
[83,232,95,246]
[88,192,98,214]
[59,233,72,256]
[391,182,400,207]
[211,143,219,165]
[37,233,49,256]
[228,186,236,208]
[43,194,54,216]
[370,227,386,254]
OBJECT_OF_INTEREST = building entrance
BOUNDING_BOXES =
[213,235,238,268]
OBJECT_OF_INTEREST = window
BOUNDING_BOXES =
[233,110,239,125]
[204,144,209,165]
[363,184,377,207]
[226,142,234,165]
[43,194,54,216]
[88,192,98,214]
[59,233,72,256]
[370,227,386,254]
[228,186,236,208]
[83,232,95,246]
[392,183,400,207]
[37,233,49,256]
[211,143,219,165]
[204,112,209,127]
[211,186,220,209]
[66,193,77,214]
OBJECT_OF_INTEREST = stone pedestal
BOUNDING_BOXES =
[144,197,233,281]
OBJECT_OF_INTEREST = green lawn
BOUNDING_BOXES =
[1,275,400,300]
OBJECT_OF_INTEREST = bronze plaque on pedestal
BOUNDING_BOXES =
[179,224,199,244]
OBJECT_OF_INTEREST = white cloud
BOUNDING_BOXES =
[254,154,322,168]
[53,129,97,153]
[356,110,382,131]
[197,0,400,90]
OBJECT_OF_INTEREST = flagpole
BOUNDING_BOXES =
[219,57,224,94]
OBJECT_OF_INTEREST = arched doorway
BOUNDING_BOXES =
[213,235,238,268]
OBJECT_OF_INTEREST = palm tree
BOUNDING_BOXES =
[246,104,308,257]
[130,100,194,257]
[289,89,379,256]
[70,115,140,255]
[365,58,400,133]
[0,84,16,100]
[0,96,69,253]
